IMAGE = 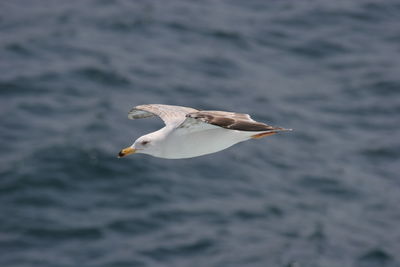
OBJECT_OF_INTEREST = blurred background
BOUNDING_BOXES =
[1,0,400,266]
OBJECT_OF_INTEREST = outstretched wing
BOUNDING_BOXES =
[181,110,287,132]
[128,104,199,127]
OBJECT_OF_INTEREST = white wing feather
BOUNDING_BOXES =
[128,104,198,127]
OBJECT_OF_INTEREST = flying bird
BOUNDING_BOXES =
[118,104,291,159]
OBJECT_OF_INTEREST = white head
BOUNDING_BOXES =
[118,130,164,158]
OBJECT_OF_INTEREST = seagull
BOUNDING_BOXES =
[118,104,291,159]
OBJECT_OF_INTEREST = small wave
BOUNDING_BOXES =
[357,249,395,267]
[74,67,130,86]
[141,238,215,260]
[24,226,103,241]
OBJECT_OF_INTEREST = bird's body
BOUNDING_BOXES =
[143,125,254,159]
[118,104,291,159]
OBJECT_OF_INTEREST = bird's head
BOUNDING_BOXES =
[118,132,161,158]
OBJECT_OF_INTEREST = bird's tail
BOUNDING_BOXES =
[251,127,292,139]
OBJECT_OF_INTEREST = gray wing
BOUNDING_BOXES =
[182,110,287,132]
[128,104,199,127]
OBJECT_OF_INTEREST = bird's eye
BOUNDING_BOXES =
[141,140,149,146]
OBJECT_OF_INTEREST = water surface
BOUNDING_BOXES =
[1,1,400,266]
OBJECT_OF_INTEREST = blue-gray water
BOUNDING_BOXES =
[1,1,400,267]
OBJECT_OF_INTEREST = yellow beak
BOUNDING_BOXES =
[118,147,136,158]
